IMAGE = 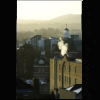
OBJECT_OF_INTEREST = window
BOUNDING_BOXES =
[75,66,76,73]
[75,78,77,84]
[39,69,41,72]
[42,69,44,72]
[59,64,61,70]
[59,75,61,82]
[67,77,68,83]
[59,75,60,81]
[69,77,71,84]
[65,65,66,71]
[69,66,71,72]
[60,75,61,81]
[65,76,66,83]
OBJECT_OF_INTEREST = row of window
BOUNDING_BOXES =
[38,69,44,72]
[59,64,77,73]
[59,75,77,84]
[34,76,48,78]
[40,87,48,91]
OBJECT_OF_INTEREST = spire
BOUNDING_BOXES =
[66,24,67,28]
[64,24,69,31]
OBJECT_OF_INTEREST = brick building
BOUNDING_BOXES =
[33,50,50,82]
[39,83,50,94]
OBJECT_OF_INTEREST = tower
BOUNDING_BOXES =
[64,24,69,39]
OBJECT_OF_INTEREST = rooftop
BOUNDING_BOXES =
[17,78,34,90]
[65,84,82,94]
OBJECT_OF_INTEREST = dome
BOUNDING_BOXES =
[64,24,69,38]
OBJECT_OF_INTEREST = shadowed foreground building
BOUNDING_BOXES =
[59,84,82,99]
[16,78,39,99]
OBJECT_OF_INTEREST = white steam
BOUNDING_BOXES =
[58,37,68,56]
[49,37,51,39]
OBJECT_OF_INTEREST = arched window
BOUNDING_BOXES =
[64,63,66,71]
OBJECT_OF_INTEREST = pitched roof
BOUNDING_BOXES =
[17,78,34,90]
[34,56,49,65]
[70,84,82,91]
[64,38,77,52]
[65,84,82,94]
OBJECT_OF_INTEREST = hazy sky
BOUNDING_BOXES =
[17,1,82,20]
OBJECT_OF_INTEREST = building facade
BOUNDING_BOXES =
[38,37,46,50]
[33,50,50,82]
[39,83,50,94]
[50,55,82,93]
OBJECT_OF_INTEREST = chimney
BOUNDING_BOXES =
[32,78,40,95]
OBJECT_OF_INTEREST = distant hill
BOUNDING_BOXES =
[17,14,81,32]
[17,19,47,24]
[49,14,81,24]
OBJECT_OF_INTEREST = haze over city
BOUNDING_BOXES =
[17,1,82,20]
[17,1,82,99]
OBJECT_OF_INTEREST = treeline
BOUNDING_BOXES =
[17,28,64,42]
[17,43,41,79]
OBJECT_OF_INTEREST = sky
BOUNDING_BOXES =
[17,1,82,20]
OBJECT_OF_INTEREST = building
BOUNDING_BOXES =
[16,78,39,99]
[19,43,24,48]
[26,40,31,44]
[70,34,79,40]
[73,40,82,52]
[44,37,59,52]
[33,50,50,83]
[44,39,51,50]
[38,37,47,50]
[50,37,59,51]
[39,83,50,94]
[53,24,79,58]
[50,55,82,94]
[30,35,41,48]
[49,24,82,99]
[59,84,82,99]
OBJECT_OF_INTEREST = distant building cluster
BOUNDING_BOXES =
[18,28,82,56]
[17,24,82,99]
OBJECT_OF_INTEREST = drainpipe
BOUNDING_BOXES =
[69,61,70,87]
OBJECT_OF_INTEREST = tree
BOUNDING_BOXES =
[17,43,36,79]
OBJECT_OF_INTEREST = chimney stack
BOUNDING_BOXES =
[32,78,40,95]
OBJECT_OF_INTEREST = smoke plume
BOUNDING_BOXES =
[58,37,68,56]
